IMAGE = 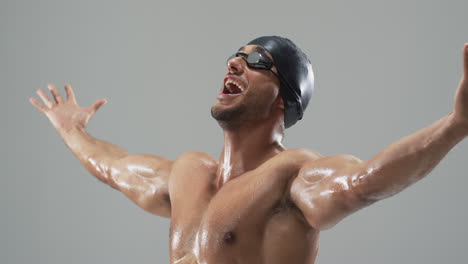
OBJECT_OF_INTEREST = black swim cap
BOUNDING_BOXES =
[247,36,314,128]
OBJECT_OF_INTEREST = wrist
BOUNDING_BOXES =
[447,112,468,139]
[59,126,88,147]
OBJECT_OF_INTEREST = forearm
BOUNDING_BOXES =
[354,112,467,201]
[61,128,128,184]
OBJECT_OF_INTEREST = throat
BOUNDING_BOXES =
[216,126,285,186]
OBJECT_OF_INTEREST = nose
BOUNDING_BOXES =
[227,56,245,75]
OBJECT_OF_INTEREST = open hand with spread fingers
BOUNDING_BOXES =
[29,84,107,135]
[452,44,468,132]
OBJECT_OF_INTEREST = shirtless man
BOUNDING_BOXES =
[30,36,468,264]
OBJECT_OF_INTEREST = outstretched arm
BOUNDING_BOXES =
[291,43,468,230]
[30,84,172,217]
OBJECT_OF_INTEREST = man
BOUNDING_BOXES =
[30,36,468,264]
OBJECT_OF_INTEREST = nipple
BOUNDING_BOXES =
[223,231,236,244]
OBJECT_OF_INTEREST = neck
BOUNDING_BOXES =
[216,120,285,188]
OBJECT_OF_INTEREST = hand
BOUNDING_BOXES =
[453,44,468,131]
[30,84,107,134]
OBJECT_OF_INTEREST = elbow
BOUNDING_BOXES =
[103,165,124,190]
[86,156,117,186]
[349,168,399,204]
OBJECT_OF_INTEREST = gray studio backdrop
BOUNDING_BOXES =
[2,0,468,263]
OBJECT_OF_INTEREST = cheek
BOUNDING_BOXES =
[248,73,280,99]
[246,83,279,112]
[267,87,279,104]
[259,80,280,102]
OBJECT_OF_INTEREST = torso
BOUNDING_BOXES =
[167,149,321,264]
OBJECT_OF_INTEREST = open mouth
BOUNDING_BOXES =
[222,78,244,95]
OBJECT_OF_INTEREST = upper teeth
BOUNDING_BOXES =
[225,79,243,91]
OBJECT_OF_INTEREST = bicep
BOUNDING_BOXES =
[107,154,173,217]
[290,155,373,230]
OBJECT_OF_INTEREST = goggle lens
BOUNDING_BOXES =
[227,51,274,70]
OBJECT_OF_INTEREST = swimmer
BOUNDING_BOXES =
[30,36,468,264]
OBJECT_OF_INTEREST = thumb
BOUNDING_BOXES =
[91,98,107,113]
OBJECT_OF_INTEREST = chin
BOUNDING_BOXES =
[210,103,247,123]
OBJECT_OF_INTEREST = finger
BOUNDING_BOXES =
[64,84,76,103]
[463,43,468,75]
[90,98,107,113]
[36,88,54,108]
[47,84,64,104]
[29,97,47,112]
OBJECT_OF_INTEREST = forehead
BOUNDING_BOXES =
[238,45,274,61]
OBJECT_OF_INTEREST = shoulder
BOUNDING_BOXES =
[257,148,323,178]
[174,151,218,170]
[300,154,363,172]
[271,149,362,173]
[275,148,323,164]
[292,154,363,189]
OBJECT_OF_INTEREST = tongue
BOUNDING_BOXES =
[226,83,242,94]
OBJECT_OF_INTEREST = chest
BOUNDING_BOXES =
[168,162,299,255]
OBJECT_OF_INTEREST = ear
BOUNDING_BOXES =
[274,95,284,110]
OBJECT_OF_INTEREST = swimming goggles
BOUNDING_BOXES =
[227,51,278,77]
